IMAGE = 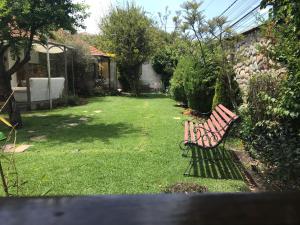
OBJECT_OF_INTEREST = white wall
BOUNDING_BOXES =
[30,78,65,101]
[140,62,162,90]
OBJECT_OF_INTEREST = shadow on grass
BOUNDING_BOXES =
[185,146,245,180]
[129,93,168,99]
[17,114,141,145]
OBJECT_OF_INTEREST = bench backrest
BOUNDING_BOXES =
[209,104,238,133]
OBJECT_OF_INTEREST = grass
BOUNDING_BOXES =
[0,94,248,196]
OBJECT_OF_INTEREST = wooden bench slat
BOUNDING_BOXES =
[212,111,228,131]
[199,126,206,147]
[215,106,232,124]
[210,114,225,137]
[184,121,189,144]
[218,104,238,120]
[189,122,196,143]
[196,126,203,146]
[203,122,211,147]
[207,119,221,145]
[182,105,238,151]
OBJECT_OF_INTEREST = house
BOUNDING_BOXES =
[0,40,73,110]
[0,40,118,110]
[89,46,118,91]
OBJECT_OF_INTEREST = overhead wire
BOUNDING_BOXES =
[219,0,240,17]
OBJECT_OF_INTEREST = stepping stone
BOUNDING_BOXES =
[79,117,88,122]
[94,110,102,113]
[67,123,79,127]
[37,114,47,117]
[30,135,47,142]
[27,130,36,133]
[2,144,32,153]
[2,144,14,152]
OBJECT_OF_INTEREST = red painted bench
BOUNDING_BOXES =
[181,104,239,176]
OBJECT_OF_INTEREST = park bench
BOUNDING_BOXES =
[181,104,239,176]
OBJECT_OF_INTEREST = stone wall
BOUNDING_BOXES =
[233,28,287,101]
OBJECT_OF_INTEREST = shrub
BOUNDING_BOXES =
[152,45,178,90]
[54,95,82,107]
[170,56,216,112]
[251,120,300,180]
[248,72,284,123]
[240,72,300,185]
[183,58,216,113]
[212,71,242,109]
[169,57,189,104]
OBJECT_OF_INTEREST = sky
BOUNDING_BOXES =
[74,0,265,34]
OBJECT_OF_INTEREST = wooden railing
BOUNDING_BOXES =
[0,192,299,225]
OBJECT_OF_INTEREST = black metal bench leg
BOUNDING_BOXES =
[184,147,198,176]
[184,159,193,176]
[182,146,191,157]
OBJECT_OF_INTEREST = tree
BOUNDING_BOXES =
[99,2,154,95]
[206,16,241,109]
[152,45,178,90]
[179,0,207,64]
[0,0,87,127]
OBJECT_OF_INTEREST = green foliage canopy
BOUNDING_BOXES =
[99,2,154,95]
[0,0,87,126]
[0,0,87,76]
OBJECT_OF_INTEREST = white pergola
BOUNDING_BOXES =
[32,40,75,109]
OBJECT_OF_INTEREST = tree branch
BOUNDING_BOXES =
[191,24,206,64]
[7,29,35,77]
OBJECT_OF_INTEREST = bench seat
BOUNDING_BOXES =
[184,104,239,149]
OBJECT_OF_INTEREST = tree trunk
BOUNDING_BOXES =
[0,46,25,128]
[129,78,140,96]
[2,72,23,128]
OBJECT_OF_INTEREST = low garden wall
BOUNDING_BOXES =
[233,28,287,101]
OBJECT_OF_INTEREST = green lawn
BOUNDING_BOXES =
[1,94,248,196]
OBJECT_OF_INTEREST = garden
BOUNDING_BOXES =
[0,0,299,196]
[1,95,248,196]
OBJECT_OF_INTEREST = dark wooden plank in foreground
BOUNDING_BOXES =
[0,193,299,225]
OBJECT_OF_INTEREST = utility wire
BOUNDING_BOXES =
[219,0,240,17]
[229,4,260,29]
[225,0,259,21]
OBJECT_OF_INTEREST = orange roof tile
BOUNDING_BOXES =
[89,46,108,57]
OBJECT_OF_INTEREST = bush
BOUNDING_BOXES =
[169,57,189,104]
[251,120,300,180]
[183,58,216,113]
[170,56,216,112]
[152,45,178,89]
[239,72,300,185]
[55,95,82,107]
[212,71,242,110]
[248,72,284,123]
